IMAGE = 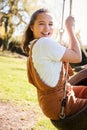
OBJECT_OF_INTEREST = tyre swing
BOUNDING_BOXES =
[51,1,87,130]
[51,69,87,130]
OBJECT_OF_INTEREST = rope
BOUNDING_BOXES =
[61,0,65,30]
[59,0,72,44]
[59,0,65,44]
[59,0,72,119]
[69,0,72,16]
[60,63,69,119]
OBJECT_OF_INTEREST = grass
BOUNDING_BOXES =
[0,52,57,130]
[0,55,36,102]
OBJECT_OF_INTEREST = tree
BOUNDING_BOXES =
[0,0,28,50]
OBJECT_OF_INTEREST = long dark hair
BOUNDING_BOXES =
[23,8,50,55]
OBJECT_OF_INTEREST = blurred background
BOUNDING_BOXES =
[0,0,87,67]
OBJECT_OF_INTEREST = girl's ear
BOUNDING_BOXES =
[30,25,34,32]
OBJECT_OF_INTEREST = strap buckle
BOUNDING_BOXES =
[60,98,66,119]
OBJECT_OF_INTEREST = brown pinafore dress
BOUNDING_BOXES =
[27,41,87,120]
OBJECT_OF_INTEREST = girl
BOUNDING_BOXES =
[23,8,87,120]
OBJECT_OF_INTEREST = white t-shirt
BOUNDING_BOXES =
[32,37,66,87]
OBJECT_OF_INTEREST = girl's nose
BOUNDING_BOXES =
[44,24,49,30]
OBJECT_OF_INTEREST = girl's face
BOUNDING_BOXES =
[30,12,54,39]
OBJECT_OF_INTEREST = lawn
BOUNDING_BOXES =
[0,52,57,130]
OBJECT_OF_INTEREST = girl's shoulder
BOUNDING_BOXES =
[36,37,57,47]
[37,37,54,43]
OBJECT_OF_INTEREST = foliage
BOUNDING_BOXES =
[0,0,29,50]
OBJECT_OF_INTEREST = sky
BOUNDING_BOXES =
[73,0,87,29]
[70,0,87,46]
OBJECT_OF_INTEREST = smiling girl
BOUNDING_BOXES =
[23,8,87,120]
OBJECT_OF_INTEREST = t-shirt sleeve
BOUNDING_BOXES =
[35,37,66,61]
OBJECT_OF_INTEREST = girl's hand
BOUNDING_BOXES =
[65,16,75,33]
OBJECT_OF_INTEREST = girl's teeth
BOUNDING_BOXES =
[43,33,48,35]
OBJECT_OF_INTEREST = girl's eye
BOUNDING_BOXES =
[49,23,53,26]
[39,23,45,25]
[38,22,53,26]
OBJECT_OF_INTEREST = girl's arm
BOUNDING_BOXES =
[61,16,82,63]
